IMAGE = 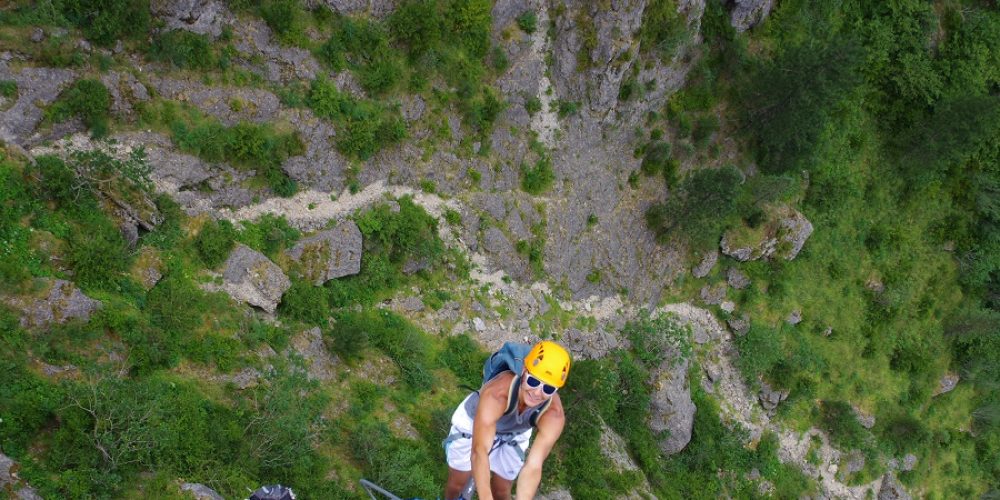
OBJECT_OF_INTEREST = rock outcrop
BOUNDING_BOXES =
[878,472,911,500]
[721,206,814,262]
[1,452,43,500]
[729,0,775,32]
[222,244,291,313]
[180,482,225,500]
[648,350,695,455]
[5,279,102,328]
[288,327,339,381]
[152,0,230,38]
[285,221,363,285]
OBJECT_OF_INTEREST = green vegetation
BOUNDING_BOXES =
[45,79,111,137]
[645,165,742,253]
[0,79,17,98]
[140,100,303,196]
[520,156,555,195]
[516,10,537,34]
[61,0,151,46]
[148,30,218,70]
[307,78,406,160]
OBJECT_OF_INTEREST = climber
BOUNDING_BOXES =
[442,341,571,500]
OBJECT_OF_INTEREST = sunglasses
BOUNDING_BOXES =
[524,373,558,396]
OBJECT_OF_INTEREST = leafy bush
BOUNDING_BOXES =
[330,309,432,389]
[623,312,691,369]
[279,279,329,325]
[67,211,130,290]
[734,322,784,385]
[524,95,541,115]
[349,420,439,497]
[521,156,555,195]
[436,334,488,388]
[819,400,869,449]
[0,79,16,98]
[194,218,236,268]
[148,30,216,69]
[645,165,742,252]
[388,0,443,59]
[516,10,537,34]
[146,273,205,336]
[235,213,300,258]
[742,40,863,174]
[46,79,111,137]
[59,0,150,46]
[307,79,407,159]
[640,0,688,58]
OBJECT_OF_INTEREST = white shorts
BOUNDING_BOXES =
[444,426,530,481]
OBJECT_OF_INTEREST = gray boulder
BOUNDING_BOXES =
[648,351,695,455]
[151,0,230,38]
[758,380,788,413]
[288,327,338,381]
[933,373,960,396]
[6,279,102,328]
[692,250,718,278]
[222,244,291,313]
[699,282,727,305]
[721,206,813,262]
[727,313,751,336]
[285,221,363,285]
[786,309,803,325]
[852,405,876,429]
[878,472,911,500]
[180,482,225,500]
[730,0,775,32]
[0,67,76,146]
[726,267,750,289]
[843,449,865,474]
[312,0,399,19]
[1,452,42,500]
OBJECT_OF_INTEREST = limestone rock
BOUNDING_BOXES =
[313,0,398,19]
[0,67,76,146]
[726,267,750,289]
[482,227,511,255]
[396,296,425,312]
[721,206,814,262]
[843,449,865,474]
[535,489,573,500]
[180,482,225,500]
[649,351,695,455]
[727,313,750,336]
[692,250,718,278]
[132,246,165,290]
[151,0,230,38]
[30,28,44,43]
[599,419,639,471]
[852,405,876,429]
[758,380,788,413]
[6,279,102,328]
[901,453,917,472]
[285,221,362,285]
[699,282,727,305]
[933,372,959,396]
[1,452,42,500]
[288,327,338,381]
[222,244,291,313]
[730,0,775,32]
[878,472,911,500]
[786,309,802,325]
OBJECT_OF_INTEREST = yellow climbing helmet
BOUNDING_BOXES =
[525,341,571,388]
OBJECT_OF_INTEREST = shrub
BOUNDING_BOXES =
[734,322,784,385]
[236,213,300,258]
[437,334,487,388]
[388,0,443,59]
[0,80,16,98]
[194,219,236,268]
[623,312,691,369]
[29,155,78,205]
[68,211,130,290]
[259,0,306,44]
[521,156,555,195]
[46,79,111,137]
[819,400,868,449]
[330,309,432,389]
[640,141,671,177]
[524,95,541,115]
[349,420,439,497]
[645,165,743,252]
[59,0,151,46]
[148,30,216,69]
[640,0,688,58]
[307,79,407,160]
[516,10,537,34]
[146,273,205,335]
[557,100,579,118]
[279,279,329,325]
